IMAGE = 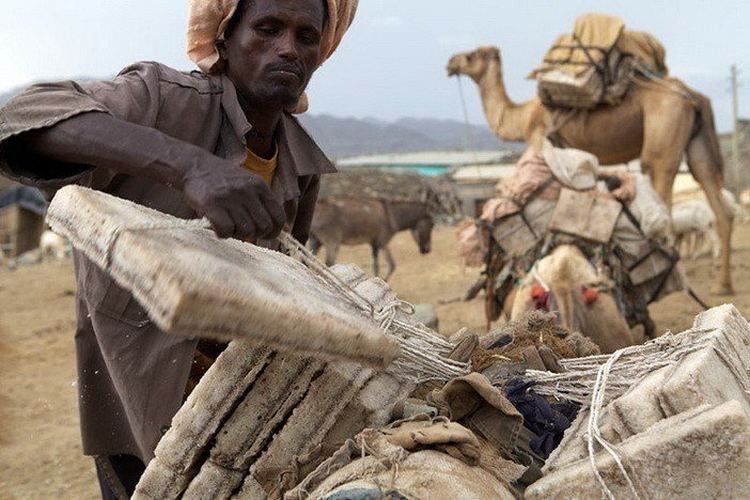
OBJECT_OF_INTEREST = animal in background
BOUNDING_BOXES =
[671,200,719,260]
[447,45,734,295]
[39,230,70,260]
[309,198,434,281]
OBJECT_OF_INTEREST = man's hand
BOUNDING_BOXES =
[181,159,286,240]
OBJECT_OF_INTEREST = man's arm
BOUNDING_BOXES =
[13,112,285,239]
[0,62,284,240]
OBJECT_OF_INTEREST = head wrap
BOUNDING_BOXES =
[186,0,358,111]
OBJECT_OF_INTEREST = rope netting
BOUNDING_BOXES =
[279,231,471,383]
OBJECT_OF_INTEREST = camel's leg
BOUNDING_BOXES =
[370,244,380,278]
[687,134,734,294]
[324,243,339,268]
[382,246,396,282]
[674,234,684,257]
[690,231,703,259]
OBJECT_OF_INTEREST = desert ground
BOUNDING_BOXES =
[1,223,749,498]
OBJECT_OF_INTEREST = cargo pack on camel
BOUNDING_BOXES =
[458,142,689,348]
[529,13,668,110]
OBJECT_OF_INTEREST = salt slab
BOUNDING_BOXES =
[46,185,400,368]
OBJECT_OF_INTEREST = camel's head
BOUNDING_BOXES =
[446,46,501,81]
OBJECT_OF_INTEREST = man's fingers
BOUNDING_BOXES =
[244,198,276,239]
[227,204,259,240]
[259,192,286,236]
[204,207,235,239]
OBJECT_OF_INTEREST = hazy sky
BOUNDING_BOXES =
[1,0,748,132]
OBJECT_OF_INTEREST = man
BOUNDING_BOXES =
[0,0,357,496]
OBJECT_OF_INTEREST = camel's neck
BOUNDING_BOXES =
[474,59,532,143]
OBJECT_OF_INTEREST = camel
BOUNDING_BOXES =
[509,244,636,353]
[309,198,434,280]
[447,46,734,294]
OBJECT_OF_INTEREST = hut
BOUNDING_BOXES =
[336,149,522,216]
[0,186,48,257]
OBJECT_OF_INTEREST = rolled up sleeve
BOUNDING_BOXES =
[0,61,163,190]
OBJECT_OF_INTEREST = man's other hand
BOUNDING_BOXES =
[182,160,286,240]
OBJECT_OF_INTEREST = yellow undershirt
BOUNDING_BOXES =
[243,145,278,185]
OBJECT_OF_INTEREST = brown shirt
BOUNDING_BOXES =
[0,61,335,463]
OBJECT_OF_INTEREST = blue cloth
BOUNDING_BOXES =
[506,380,579,458]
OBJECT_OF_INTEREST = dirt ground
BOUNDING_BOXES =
[1,223,749,498]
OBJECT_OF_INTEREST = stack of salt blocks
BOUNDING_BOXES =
[526,304,750,498]
[133,264,426,499]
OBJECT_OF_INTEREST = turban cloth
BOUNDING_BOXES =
[186,0,358,112]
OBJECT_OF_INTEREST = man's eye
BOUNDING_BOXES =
[298,31,320,45]
[257,26,279,36]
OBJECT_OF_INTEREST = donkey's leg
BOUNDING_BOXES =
[370,244,380,278]
[308,234,321,255]
[325,243,339,267]
[382,246,396,282]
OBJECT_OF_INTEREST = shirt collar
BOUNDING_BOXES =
[218,73,336,181]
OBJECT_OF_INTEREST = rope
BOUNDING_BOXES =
[456,76,482,178]
[521,327,717,404]
[587,346,642,500]
[629,63,697,103]
[279,232,471,383]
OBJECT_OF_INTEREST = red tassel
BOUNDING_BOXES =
[580,286,599,305]
[531,284,550,311]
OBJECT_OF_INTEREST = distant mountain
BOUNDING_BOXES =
[298,114,521,159]
[0,81,523,159]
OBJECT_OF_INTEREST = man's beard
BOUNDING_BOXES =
[251,83,303,109]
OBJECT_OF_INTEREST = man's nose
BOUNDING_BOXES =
[278,31,300,60]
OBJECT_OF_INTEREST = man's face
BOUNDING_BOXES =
[222,0,325,109]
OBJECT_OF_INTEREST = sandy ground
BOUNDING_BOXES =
[1,223,749,498]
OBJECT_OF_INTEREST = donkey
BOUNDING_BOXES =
[309,197,434,281]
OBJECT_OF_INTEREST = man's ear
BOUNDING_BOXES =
[216,39,228,61]
[213,40,228,73]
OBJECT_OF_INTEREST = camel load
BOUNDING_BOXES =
[44,186,750,498]
[529,13,669,109]
[457,142,685,342]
